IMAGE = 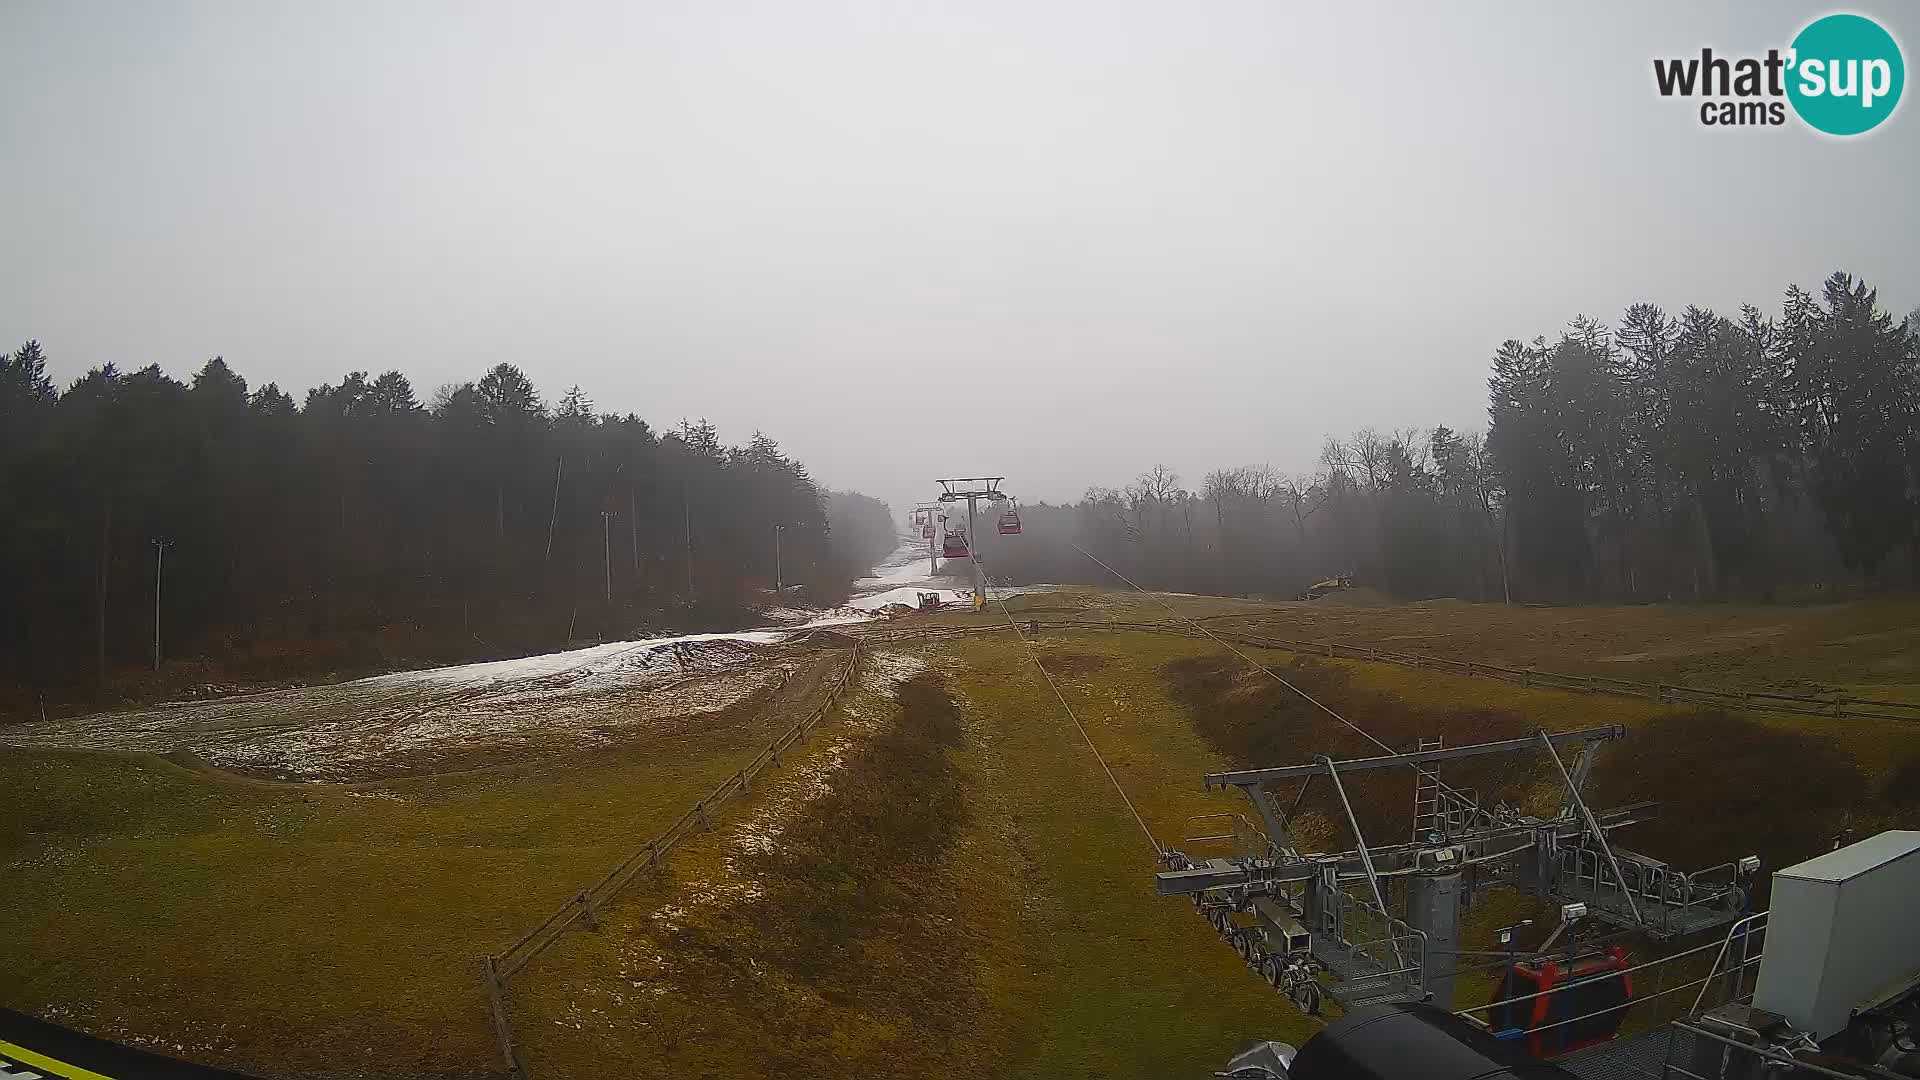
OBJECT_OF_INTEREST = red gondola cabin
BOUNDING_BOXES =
[942,530,969,559]
[997,508,1022,535]
[1488,947,1633,1057]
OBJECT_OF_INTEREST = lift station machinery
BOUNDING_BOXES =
[1156,726,1764,1016]
[1211,829,1920,1080]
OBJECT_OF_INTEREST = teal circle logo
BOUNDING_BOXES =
[1787,14,1904,135]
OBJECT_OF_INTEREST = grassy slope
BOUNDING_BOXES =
[1209,594,1920,694]
[513,660,1017,1080]
[928,589,1920,695]
[935,631,1318,1075]
[512,632,1314,1080]
[0,705,804,1079]
[11,589,1920,1079]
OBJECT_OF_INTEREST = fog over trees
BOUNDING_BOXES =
[4,270,1914,706]
[970,272,1920,603]
[0,353,884,698]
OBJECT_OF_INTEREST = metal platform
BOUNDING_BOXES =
[1312,933,1423,1008]
[1554,874,1744,938]
[1557,1025,1689,1080]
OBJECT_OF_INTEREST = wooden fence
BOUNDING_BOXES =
[851,618,1920,727]
[480,642,864,1078]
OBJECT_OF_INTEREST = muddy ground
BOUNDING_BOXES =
[0,634,860,781]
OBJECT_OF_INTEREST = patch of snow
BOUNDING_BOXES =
[860,650,930,693]
[0,634,792,781]
[0,541,960,782]
[846,586,971,612]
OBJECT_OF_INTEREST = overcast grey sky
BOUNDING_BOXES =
[4,1,1915,513]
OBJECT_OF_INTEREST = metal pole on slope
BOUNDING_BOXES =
[543,453,563,565]
[151,538,170,671]
[603,511,612,605]
[967,494,984,605]
[774,524,784,591]
[684,495,694,599]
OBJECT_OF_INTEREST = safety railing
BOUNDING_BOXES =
[1466,914,1766,1053]
[1689,911,1768,1015]
[479,643,864,1079]
[1549,845,1746,935]
[1460,913,1769,1046]
[1657,1018,1904,1080]
[1183,812,1277,861]
[1329,892,1430,1000]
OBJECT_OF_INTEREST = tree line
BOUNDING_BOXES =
[972,272,1920,603]
[0,350,885,705]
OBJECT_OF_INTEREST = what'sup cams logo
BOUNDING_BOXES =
[1654,13,1904,135]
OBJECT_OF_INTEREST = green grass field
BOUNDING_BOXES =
[8,591,1920,1078]
[0,702,806,1079]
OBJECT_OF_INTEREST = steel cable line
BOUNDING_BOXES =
[1070,544,1398,755]
[1067,543,1492,817]
[960,546,1163,855]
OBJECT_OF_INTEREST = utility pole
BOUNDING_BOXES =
[151,538,172,671]
[774,525,785,591]
[602,511,612,605]
[543,453,563,565]
[683,495,694,598]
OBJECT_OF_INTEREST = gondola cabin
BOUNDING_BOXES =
[942,530,970,559]
[1489,947,1633,1057]
[997,508,1022,535]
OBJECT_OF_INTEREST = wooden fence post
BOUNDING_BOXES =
[482,956,524,1079]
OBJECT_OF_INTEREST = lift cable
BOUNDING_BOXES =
[965,547,1163,856]
[1071,543,1496,820]
[1070,544,1398,756]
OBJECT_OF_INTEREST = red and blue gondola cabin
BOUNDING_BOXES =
[1489,947,1633,1057]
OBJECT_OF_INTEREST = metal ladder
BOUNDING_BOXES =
[1411,736,1444,840]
